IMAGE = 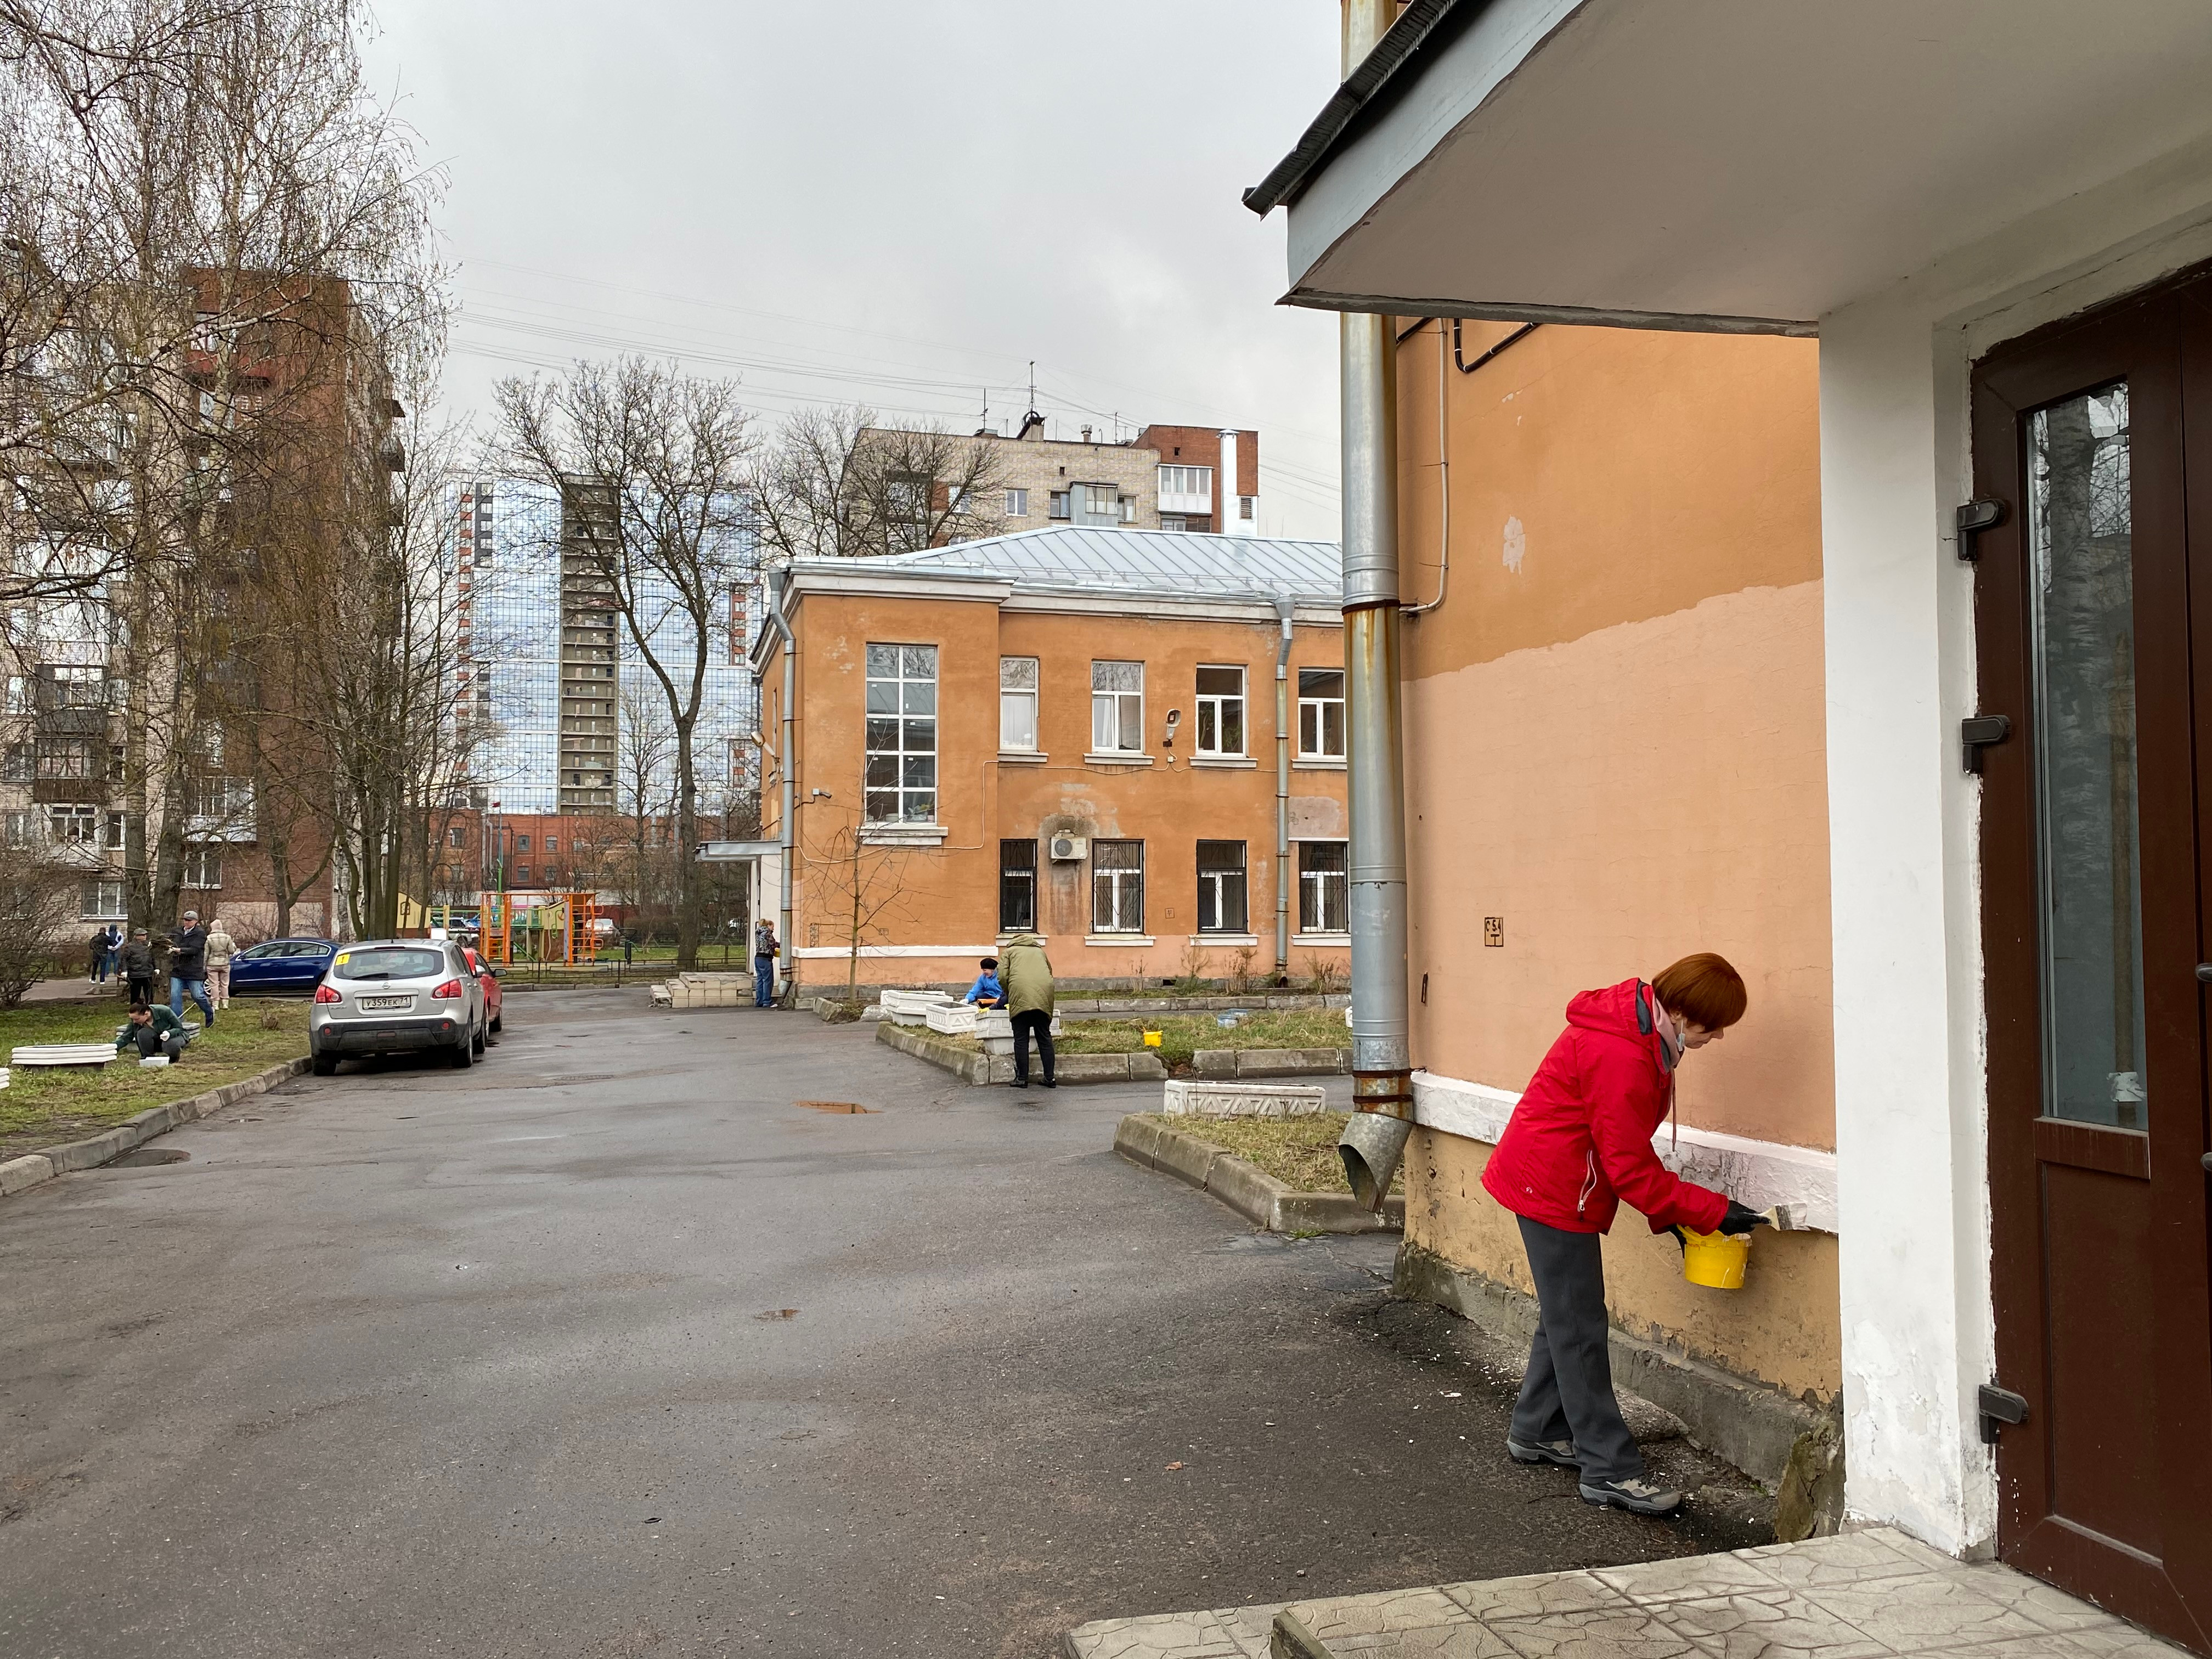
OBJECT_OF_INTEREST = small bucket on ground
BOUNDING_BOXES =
[1681,1228,1751,1290]
[1142,1030,1163,1048]
[139,1054,171,1069]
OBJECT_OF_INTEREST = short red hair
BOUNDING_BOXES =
[1651,952,1747,1030]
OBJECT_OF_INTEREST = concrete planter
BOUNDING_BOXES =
[874,1021,1165,1086]
[1112,1114,1402,1235]
[1163,1079,1330,1117]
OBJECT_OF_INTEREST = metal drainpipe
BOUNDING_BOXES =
[1273,595,1295,980]
[767,569,798,1006]
[1336,0,1415,1211]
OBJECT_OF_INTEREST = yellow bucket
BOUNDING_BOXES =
[1681,1229,1752,1290]
[1142,1030,1163,1048]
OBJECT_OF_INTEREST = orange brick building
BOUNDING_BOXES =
[753,528,1348,994]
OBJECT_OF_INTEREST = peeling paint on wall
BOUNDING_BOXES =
[1502,515,1526,574]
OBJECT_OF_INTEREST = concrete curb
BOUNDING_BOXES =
[1391,1240,1825,1487]
[874,1020,1172,1086]
[0,1055,313,1200]
[1192,1046,1350,1078]
[1112,1114,1403,1235]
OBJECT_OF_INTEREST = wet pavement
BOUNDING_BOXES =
[3,989,1757,1658]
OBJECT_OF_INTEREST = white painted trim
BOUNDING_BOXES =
[859,823,950,847]
[997,751,1048,765]
[1001,590,1340,628]
[1189,754,1259,769]
[1081,752,1154,768]
[791,944,996,960]
[1291,932,1351,947]
[1410,1070,1838,1234]
[785,565,1011,605]
[1192,932,1260,947]
[1293,756,1348,770]
[1084,934,1156,947]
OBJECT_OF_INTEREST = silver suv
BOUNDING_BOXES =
[309,939,489,1076]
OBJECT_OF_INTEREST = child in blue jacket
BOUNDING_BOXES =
[962,958,1005,1007]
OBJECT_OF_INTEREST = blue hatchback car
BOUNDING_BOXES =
[227,938,338,997]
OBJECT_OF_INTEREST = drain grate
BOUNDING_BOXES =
[794,1099,874,1114]
[109,1147,189,1167]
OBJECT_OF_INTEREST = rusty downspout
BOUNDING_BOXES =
[1335,0,1415,1211]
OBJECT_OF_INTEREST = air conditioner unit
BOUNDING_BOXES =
[1048,834,1087,862]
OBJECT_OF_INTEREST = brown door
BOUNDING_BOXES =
[1974,264,2212,1653]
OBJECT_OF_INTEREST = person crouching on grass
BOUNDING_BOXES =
[117,1001,189,1063]
[1482,952,1771,1516]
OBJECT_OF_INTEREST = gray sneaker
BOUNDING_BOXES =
[1506,1437,1579,1469]
[1578,1475,1684,1516]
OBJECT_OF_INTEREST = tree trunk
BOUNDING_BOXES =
[674,714,701,970]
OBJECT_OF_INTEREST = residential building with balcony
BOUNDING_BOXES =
[751,525,1346,994]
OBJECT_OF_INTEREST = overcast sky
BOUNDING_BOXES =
[360,2,1346,539]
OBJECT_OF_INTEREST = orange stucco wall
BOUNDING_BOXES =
[1393,321,1839,1396]
[760,589,1349,990]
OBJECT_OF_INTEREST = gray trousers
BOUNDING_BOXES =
[1510,1214,1643,1483]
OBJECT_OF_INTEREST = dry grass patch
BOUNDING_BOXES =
[1142,1110,1401,1197]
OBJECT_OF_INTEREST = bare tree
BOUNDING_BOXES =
[614,677,675,916]
[804,801,915,1007]
[493,357,750,970]
[0,837,74,1006]
[749,403,1007,562]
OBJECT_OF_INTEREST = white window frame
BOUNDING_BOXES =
[1091,839,1144,933]
[1076,483,1121,528]
[1194,665,1246,758]
[48,803,97,843]
[1091,661,1143,754]
[1000,656,1039,753]
[82,878,126,919]
[183,846,223,889]
[1299,668,1347,759]
[865,642,939,825]
[1005,487,1028,518]
[1298,840,1349,934]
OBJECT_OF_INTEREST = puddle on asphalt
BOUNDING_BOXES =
[106,1147,189,1167]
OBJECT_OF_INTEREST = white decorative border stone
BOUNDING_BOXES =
[1163,1079,1330,1118]
[1410,1069,1838,1234]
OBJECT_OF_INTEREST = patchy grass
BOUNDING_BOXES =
[0,998,309,1161]
[1143,1110,1401,1197]
[1055,1009,1349,1069]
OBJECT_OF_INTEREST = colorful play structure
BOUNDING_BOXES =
[427,892,603,966]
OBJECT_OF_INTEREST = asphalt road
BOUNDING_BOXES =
[1,990,1763,1658]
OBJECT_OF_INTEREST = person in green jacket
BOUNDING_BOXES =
[117,1001,189,1062]
[998,933,1055,1089]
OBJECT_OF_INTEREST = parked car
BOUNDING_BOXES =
[460,944,503,1035]
[309,939,488,1075]
[227,937,338,997]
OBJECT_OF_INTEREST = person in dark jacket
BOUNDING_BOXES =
[1481,953,1768,1517]
[97,922,122,983]
[117,1001,189,1061]
[120,928,156,1006]
[167,909,213,1028]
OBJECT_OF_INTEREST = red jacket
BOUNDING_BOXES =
[1480,978,1730,1236]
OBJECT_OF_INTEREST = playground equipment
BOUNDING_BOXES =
[430,891,602,967]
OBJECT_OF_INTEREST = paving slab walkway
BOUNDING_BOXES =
[1065,1527,2191,1659]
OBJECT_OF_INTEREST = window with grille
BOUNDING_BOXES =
[1197,841,1248,933]
[1299,841,1348,933]
[865,643,939,823]
[1000,657,1039,752]
[1092,840,1144,933]
[1091,661,1142,753]
[1299,668,1346,758]
[1195,667,1245,757]
[1000,839,1037,932]
[183,846,223,888]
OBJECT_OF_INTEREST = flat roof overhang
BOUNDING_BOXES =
[1252,0,2212,333]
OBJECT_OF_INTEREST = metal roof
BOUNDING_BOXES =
[845,526,1343,603]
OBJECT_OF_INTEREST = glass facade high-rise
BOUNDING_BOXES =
[453,479,761,819]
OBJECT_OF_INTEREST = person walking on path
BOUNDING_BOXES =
[120,928,156,1007]
[204,916,235,1010]
[87,927,106,984]
[998,933,1055,1090]
[167,910,214,1028]
[1480,952,1770,1517]
[753,918,778,1008]
[97,922,121,984]
[116,1001,189,1062]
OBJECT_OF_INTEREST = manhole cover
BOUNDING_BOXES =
[109,1147,189,1167]
[795,1100,874,1114]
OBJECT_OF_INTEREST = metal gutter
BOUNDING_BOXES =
[1243,0,1477,218]
[1273,596,1296,981]
[766,569,798,1008]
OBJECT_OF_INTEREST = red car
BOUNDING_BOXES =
[461,945,503,1037]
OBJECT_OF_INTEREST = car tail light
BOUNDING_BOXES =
[430,978,463,1000]
[313,984,341,1003]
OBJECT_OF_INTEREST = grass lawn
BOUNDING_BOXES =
[0,998,310,1162]
[1054,1008,1350,1068]
[1140,1110,1399,1197]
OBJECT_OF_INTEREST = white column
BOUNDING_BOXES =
[1218,427,1238,534]
[1819,294,1995,1557]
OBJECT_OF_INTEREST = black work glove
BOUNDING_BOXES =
[1718,1200,1770,1237]
[1668,1225,1689,1255]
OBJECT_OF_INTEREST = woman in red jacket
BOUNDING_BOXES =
[1482,952,1769,1516]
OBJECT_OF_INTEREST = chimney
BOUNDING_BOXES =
[1081,425,1093,443]
[1017,409,1046,441]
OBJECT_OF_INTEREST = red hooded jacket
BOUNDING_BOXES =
[1480,978,1730,1236]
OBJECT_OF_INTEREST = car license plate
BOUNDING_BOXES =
[358,995,412,1011]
